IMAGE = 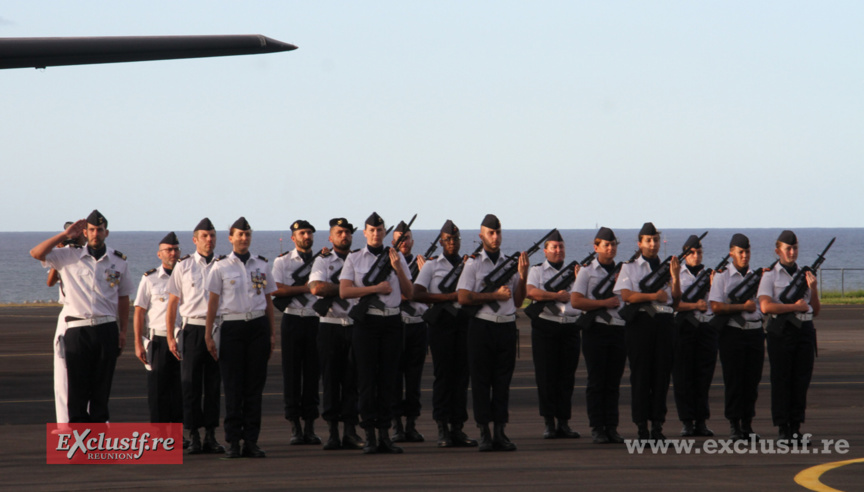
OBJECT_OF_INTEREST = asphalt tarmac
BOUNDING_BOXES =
[1,305,862,491]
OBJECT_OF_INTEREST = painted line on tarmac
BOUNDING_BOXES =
[795,457,864,491]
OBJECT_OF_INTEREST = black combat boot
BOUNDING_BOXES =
[729,419,744,441]
[304,419,322,445]
[404,417,425,442]
[377,428,404,454]
[591,426,610,444]
[492,422,517,451]
[224,441,241,459]
[289,418,304,445]
[606,426,624,444]
[342,422,364,450]
[241,440,266,458]
[188,428,203,454]
[436,421,453,448]
[451,422,478,447]
[542,416,557,439]
[362,427,378,455]
[680,420,695,437]
[323,420,341,450]
[741,419,759,442]
[556,419,581,438]
[391,417,407,443]
[694,420,714,437]
[636,422,650,440]
[477,423,493,452]
[202,427,225,453]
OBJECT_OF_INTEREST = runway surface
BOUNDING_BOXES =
[1,305,862,491]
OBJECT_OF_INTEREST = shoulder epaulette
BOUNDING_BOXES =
[278,251,290,258]
[215,255,228,262]
[429,255,439,260]
[321,250,332,257]
[71,244,83,249]
[113,250,126,260]
[469,254,479,259]
[257,255,268,262]
[533,262,544,267]
[178,254,191,261]
[351,248,360,253]
[144,268,157,276]
[624,258,637,264]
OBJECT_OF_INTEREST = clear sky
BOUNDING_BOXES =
[2,1,861,232]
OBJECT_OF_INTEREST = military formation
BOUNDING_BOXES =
[32,211,825,458]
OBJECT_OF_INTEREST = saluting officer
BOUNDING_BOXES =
[133,232,183,424]
[339,212,413,454]
[391,221,429,443]
[414,220,478,448]
[272,220,322,445]
[309,218,364,451]
[165,217,224,454]
[758,230,819,442]
[614,222,675,441]
[571,227,627,444]
[204,217,276,459]
[457,214,529,452]
[709,233,764,441]
[670,235,718,437]
[30,210,133,423]
[525,230,582,440]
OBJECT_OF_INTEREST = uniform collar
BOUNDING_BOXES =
[729,264,753,278]
[80,245,113,262]
[775,261,796,278]
[157,265,171,278]
[479,249,501,264]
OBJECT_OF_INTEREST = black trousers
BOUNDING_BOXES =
[428,309,471,424]
[767,320,815,426]
[317,322,359,424]
[148,335,183,423]
[180,323,221,431]
[468,318,517,425]
[582,322,626,428]
[672,318,719,422]
[353,314,402,430]
[64,322,119,423]
[281,314,320,421]
[218,317,270,444]
[625,312,674,425]
[531,317,580,421]
[394,320,428,419]
[718,325,764,421]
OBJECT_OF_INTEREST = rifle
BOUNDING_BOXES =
[676,254,730,326]
[619,232,708,321]
[709,260,778,329]
[421,243,483,324]
[768,237,835,331]
[272,250,326,311]
[311,266,350,317]
[408,232,441,281]
[524,251,596,321]
[461,229,558,318]
[348,215,417,323]
[575,250,640,328]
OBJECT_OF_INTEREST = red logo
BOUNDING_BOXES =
[46,423,183,464]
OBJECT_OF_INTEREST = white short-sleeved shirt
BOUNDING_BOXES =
[309,252,355,318]
[613,255,673,306]
[678,264,714,315]
[166,251,216,319]
[134,266,182,336]
[757,262,813,314]
[272,249,318,308]
[401,254,427,316]
[572,258,623,322]
[709,263,763,322]
[527,260,580,317]
[205,252,275,316]
[42,245,134,319]
[456,249,519,317]
[340,246,411,310]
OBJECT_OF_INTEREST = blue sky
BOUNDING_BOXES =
[2,1,861,232]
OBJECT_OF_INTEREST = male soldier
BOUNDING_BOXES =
[30,210,133,423]
[391,221,428,443]
[166,218,224,454]
[758,230,819,442]
[339,212,413,454]
[456,214,529,452]
[204,217,276,458]
[413,220,478,448]
[272,220,321,445]
[525,230,582,440]
[133,232,183,424]
[571,227,627,444]
[614,222,675,441]
[308,218,364,451]
[709,233,764,441]
[670,235,718,437]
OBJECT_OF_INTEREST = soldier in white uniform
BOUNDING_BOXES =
[308,218,363,451]
[30,210,133,423]
[204,217,276,459]
[165,217,224,454]
[133,232,183,424]
[525,230,583,440]
[272,220,322,446]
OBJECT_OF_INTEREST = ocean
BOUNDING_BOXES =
[3,228,862,304]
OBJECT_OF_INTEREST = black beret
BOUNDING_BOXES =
[329,217,356,232]
[481,214,501,229]
[231,216,251,231]
[86,209,107,227]
[291,220,315,233]
[440,220,459,235]
[194,217,215,232]
[160,232,179,245]
[365,212,384,227]
[682,234,703,251]
[546,230,564,242]
[777,230,798,245]
[638,222,659,236]
[595,227,617,242]
[730,233,750,249]
[394,220,410,233]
